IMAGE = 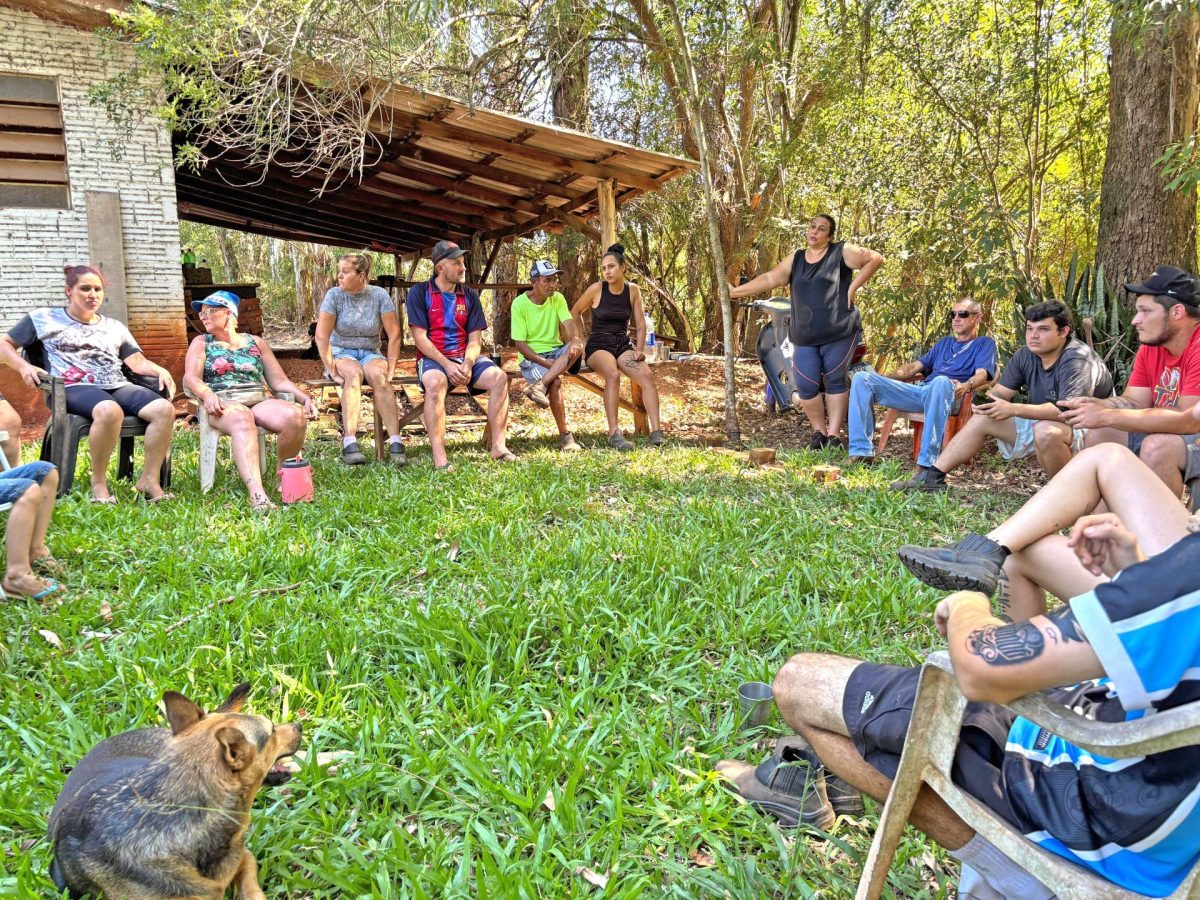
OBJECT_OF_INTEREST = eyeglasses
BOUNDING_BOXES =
[950,310,976,320]
[198,307,226,318]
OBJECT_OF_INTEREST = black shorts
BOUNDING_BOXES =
[64,383,163,419]
[843,662,1030,826]
[585,332,634,363]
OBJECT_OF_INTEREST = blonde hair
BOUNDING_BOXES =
[338,253,371,277]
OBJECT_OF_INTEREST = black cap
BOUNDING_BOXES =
[1124,265,1200,306]
[431,240,468,265]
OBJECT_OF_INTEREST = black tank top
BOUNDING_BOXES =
[592,282,632,336]
[788,240,859,346]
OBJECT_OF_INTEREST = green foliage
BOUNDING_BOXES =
[0,431,1023,896]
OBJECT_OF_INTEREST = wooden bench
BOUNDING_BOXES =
[304,375,491,458]
[504,363,663,435]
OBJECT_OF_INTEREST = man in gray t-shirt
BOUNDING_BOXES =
[314,254,406,466]
[901,301,1114,491]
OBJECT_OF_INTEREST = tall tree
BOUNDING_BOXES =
[1097,4,1200,288]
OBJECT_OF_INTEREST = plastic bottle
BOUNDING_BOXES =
[182,248,196,265]
[645,313,656,347]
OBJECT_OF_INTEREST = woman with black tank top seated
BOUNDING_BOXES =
[571,244,665,450]
[730,215,883,450]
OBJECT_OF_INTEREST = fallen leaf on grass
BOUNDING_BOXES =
[689,848,716,868]
[99,601,112,622]
[540,706,554,728]
[575,866,609,889]
[447,541,460,561]
[542,788,556,811]
[38,629,62,649]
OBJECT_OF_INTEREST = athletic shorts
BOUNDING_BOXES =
[1127,431,1200,482]
[0,461,55,505]
[585,332,635,362]
[519,344,583,383]
[417,357,496,395]
[64,383,163,420]
[996,417,1086,461]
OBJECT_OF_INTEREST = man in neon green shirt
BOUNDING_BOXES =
[512,260,583,451]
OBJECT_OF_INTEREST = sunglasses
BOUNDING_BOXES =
[950,310,976,319]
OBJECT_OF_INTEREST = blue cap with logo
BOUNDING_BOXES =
[529,260,562,279]
[191,290,240,315]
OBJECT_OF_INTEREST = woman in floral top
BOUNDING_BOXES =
[182,291,316,511]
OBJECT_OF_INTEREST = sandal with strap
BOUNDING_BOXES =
[135,490,176,504]
[32,556,65,577]
[3,575,63,600]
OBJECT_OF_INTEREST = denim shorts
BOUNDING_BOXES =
[519,344,583,383]
[996,417,1086,461]
[331,346,385,367]
[0,461,55,505]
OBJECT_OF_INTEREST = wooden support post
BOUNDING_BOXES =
[87,191,128,324]
[597,179,617,249]
[630,379,649,435]
[467,233,484,284]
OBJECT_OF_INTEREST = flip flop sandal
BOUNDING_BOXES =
[490,451,518,463]
[3,577,62,601]
[434,463,455,473]
[135,491,176,504]
[89,495,117,505]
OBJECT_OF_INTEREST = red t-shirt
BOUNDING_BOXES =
[1128,326,1200,408]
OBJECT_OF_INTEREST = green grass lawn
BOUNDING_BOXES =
[0,427,1026,898]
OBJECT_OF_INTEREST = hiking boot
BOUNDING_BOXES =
[342,441,368,466]
[808,431,827,450]
[648,429,666,446]
[775,737,864,817]
[558,432,582,452]
[716,739,835,830]
[525,380,551,408]
[388,441,408,467]
[890,466,947,492]
[897,532,1008,595]
[609,431,634,452]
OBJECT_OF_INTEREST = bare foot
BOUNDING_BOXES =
[90,481,114,503]
[134,479,171,502]
[3,571,61,599]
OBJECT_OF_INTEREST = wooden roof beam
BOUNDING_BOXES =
[393,145,590,202]
[363,177,520,229]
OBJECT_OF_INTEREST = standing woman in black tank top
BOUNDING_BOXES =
[730,215,883,450]
[571,244,665,450]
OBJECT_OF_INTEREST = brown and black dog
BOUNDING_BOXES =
[48,683,301,899]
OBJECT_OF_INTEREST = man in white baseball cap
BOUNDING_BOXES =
[511,260,583,451]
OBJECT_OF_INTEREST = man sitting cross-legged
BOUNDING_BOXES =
[895,301,1113,492]
[511,260,583,452]
[719,452,1200,898]
[897,442,1190,621]
[1060,265,1200,497]
[847,297,996,483]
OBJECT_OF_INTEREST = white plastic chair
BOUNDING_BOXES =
[184,388,292,493]
[857,651,1200,899]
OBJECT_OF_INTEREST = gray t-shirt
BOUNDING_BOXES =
[320,286,396,351]
[998,338,1114,405]
[8,308,141,388]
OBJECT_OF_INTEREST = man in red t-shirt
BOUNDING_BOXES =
[1061,265,1200,496]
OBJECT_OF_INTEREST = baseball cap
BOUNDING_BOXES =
[1124,265,1200,306]
[530,260,562,279]
[191,290,240,315]
[431,240,468,265]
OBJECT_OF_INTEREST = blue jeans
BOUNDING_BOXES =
[848,370,955,467]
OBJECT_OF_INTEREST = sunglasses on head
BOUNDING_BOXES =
[951,310,975,319]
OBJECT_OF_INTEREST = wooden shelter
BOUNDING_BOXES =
[174,82,697,277]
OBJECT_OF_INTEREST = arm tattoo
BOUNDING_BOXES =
[967,622,1045,665]
[995,570,1013,623]
[1046,606,1088,644]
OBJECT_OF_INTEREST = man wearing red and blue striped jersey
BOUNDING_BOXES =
[406,241,514,470]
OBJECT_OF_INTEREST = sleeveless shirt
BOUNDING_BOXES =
[788,241,860,346]
[592,282,633,336]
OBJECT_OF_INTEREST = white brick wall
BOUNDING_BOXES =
[0,4,183,332]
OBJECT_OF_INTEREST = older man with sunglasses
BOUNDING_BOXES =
[847,298,997,477]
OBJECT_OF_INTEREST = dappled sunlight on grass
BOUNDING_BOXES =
[0,428,1021,896]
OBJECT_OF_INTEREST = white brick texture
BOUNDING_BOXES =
[0,4,183,353]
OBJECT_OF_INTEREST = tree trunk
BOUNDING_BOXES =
[214,228,239,282]
[1097,6,1200,290]
[491,243,516,349]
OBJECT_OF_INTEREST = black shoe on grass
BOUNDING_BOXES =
[342,441,368,466]
[774,736,864,817]
[890,466,948,492]
[716,737,835,830]
[808,431,827,450]
[897,532,1007,595]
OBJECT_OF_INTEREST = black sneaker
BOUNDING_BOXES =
[388,441,408,467]
[825,435,848,452]
[775,736,864,817]
[715,752,835,830]
[897,532,1008,595]
[808,431,827,450]
[342,441,368,466]
[890,466,947,492]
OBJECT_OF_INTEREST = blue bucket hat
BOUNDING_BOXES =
[191,290,240,316]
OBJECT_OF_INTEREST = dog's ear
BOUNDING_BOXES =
[217,682,251,714]
[215,726,256,772]
[163,691,205,735]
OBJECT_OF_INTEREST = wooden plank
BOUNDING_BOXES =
[399,146,589,201]
[0,158,67,182]
[86,190,128,325]
[480,189,599,243]
[366,174,518,227]
[0,131,65,157]
[597,179,617,249]
[0,104,61,129]
[376,157,543,214]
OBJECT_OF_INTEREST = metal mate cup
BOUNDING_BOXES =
[738,681,774,727]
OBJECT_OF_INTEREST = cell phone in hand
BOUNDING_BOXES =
[973,392,994,407]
